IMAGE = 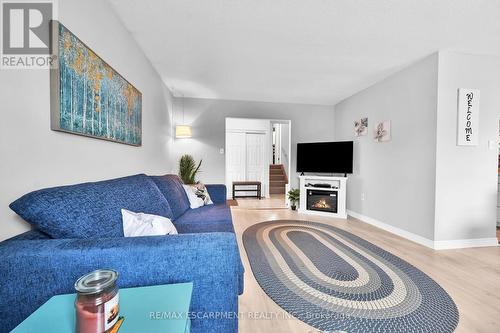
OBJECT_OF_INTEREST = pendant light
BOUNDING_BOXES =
[175,92,192,138]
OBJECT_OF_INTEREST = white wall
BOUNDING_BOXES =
[335,54,439,241]
[434,52,500,242]
[0,0,173,241]
[170,98,335,189]
[226,118,271,132]
[335,51,499,248]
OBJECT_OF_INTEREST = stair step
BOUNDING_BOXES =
[269,165,287,190]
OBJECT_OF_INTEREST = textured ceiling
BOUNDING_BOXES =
[108,0,500,105]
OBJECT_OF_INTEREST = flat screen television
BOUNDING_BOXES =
[296,141,353,174]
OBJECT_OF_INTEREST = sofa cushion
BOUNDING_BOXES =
[150,175,190,219]
[9,174,174,239]
[174,204,234,233]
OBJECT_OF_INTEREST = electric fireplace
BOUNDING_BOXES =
[306,189,338,213]
[299,175,347,218]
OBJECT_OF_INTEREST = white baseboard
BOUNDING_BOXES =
[347,210,499,250]
[433,238,499,250]
[347,210,435,248]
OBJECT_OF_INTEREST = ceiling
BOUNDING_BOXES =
[107,0,500,106]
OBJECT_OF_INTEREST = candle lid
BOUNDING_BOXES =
[75,269,118,295]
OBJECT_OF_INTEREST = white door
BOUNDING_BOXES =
[225,132,246,197]
[246,132,267,196]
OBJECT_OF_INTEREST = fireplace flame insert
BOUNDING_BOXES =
[307,189,338,213]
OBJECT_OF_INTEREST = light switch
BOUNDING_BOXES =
[488,140,498,150]
[219,148,225,154]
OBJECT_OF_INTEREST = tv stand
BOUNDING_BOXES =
[298,175,347,219]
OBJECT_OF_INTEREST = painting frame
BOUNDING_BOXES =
[374,120,391,142]
[50,20,142,146]
[354,117,368,137]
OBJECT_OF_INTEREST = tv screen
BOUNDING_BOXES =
[296,141,353,174]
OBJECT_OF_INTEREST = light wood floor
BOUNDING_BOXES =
[235,194,287,209]
[232,199,500,333]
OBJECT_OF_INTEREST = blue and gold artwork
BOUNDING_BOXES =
[51,22,142,146]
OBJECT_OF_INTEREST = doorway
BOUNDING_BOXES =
[225,118,291,207]
[270,121,291,205]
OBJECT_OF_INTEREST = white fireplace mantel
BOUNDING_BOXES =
[298,175,347,218]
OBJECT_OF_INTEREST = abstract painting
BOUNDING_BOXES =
[374,120,391,142]
[354,117,368,137]
[50,21,142,146]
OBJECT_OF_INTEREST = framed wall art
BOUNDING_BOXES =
[50,21,142,146]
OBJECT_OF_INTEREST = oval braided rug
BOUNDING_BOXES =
[242,220,459,333]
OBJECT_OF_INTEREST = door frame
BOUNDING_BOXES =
[225,117,291,202]
[270,119,292,206]
[273,123,282,164]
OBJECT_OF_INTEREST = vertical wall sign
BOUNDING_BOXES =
[457,88,480,146]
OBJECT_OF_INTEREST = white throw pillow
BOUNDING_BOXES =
[121,209,178,237]
[192,182,213,206]
[182,184,205,209]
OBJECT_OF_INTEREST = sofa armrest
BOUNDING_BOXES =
[0,233,243,333]
[206,184,227,204]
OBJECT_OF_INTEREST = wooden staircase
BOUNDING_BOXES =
[269,164,288,194]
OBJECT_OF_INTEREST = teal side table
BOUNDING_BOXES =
[12,283,193,333]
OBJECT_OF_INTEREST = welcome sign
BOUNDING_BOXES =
[457,88,480,146]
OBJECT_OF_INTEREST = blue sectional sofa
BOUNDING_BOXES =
[0,174,244,333]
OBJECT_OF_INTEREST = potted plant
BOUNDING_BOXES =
[287,188,300,210]
[179,154,202,184]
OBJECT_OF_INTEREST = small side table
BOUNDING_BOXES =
[232,181,262,199]
[12,283,193,333]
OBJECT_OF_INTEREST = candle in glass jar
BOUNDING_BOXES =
[75,269,119,333]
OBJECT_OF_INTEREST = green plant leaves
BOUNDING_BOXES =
[179,154,202,184]
[287,188,300,203]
